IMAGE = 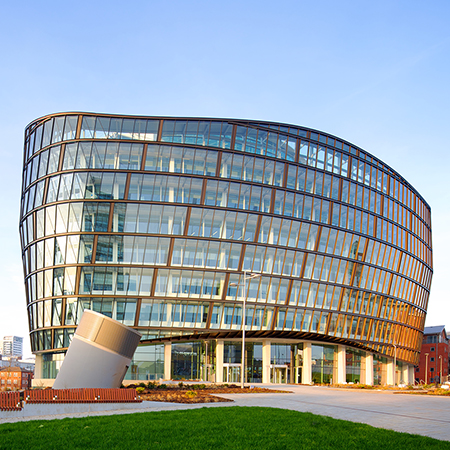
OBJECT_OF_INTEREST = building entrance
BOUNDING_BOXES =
[270,364,289,383]
[295,367,302,383]
[223,363,241,383]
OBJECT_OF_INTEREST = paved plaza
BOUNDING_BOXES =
[1,385,449,442]
[218,385,450,441]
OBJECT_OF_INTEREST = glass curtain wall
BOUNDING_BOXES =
[20,113,433,382]
[246,343,263,383]
[42,353,65,379]
[346,348,365,383]
[125,344,164,381]
[223,341,264,383]
[373,355,388,385]
[312,344,336,384]
[171,342,203,380]
[271,343,291,383]
[223,341,242,383]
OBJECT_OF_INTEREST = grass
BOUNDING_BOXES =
[0,407,449,450]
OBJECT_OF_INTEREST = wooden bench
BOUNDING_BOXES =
[24,388,142,404]
[0,392,22,411]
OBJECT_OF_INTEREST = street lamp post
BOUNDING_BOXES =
[393,343,397,386]
[439,355,443,384]
[425,353,429,384]
[231,271,260,389]
[204,340,208,382]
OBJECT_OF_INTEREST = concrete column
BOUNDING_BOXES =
[399,363,410,384]
[32,354,55,388]
[336,345,346,384]
[164,342,171,381]
[386,359,394,385]
[364,353,374,385]
[398,363,409,384]
[302,343,312,384]
[408,364,415,385]
[262,340,271,383]
[216,340,224,383]
[35,354,43,379]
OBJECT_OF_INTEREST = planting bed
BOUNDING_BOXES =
[126,384,290,404]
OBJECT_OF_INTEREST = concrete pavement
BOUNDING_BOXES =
[216,385,450,441]
[1,385,449,441]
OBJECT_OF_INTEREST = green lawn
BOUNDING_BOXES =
[0,407,448,450]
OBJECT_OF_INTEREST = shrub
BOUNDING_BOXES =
[158,384,167,389]
[185,390,197,398]
[178,382,184,388]
[136,387,145,394]
[147,382,157,389]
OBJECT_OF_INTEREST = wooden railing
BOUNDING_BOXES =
[0,392,22,411]
[24,388,142,403]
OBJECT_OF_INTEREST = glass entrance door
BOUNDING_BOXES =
[295,367,302,383]
[270,365,289,383]
[223,363,241,383]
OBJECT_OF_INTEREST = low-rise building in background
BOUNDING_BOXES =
[0,366,33,391]
[0,336,35,377]
[415,326,449,383]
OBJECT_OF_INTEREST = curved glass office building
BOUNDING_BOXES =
[20,113,433,385]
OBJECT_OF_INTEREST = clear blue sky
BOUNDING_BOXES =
[1,0,449,357]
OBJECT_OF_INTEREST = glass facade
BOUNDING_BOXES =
[126,345,164,381]
[346,348,365,383]
[20,113,433,380]
[312,344,336,384]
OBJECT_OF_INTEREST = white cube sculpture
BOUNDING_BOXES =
[53,310,142,389]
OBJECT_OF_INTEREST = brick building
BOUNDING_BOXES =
[415,325,449,384]
[0,366,33,391]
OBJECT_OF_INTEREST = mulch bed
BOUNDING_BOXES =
[140,391,232,403]
[331,384,450,396]
[128,385,290,404]
[393,390,450,396]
